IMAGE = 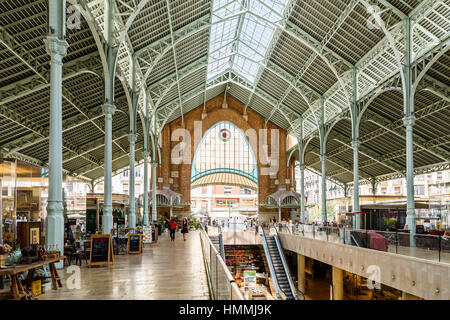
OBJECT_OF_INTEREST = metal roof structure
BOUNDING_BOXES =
[0,0,449,188]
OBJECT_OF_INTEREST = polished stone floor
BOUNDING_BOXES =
[1,230,210,300]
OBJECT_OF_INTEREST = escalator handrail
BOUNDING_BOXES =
[274,225,305,300]
[260,226,282,300]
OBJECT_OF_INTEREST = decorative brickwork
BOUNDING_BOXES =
[160,93,288,217]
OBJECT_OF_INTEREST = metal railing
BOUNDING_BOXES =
[199,225,244,300]
[279,224,450,265]
[272,226,305,300]
[260,226,282,300]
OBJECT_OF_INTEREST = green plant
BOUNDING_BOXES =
[383,217,397,226]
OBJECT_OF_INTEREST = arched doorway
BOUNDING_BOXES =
[190,121,258,229]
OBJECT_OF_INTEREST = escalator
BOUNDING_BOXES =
[261,227,299,300]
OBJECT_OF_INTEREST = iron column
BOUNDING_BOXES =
[143,150,150,226]
[152,115,158,223]
[319,98,327,223]
[102,0,117,234]
[404,18,416,242]
[351,68,361,229]
[128,133,136,228]
[45,0,68,269]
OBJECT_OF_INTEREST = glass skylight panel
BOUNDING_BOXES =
[207,0,290,83]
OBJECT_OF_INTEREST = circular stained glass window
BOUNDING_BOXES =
[219,128,231,142]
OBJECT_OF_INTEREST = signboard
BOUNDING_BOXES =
[127,233,142,254]
[243,270,257,288]
[30,227,40,245]
[67,218,77,226]
[89,234,114,266]
[142,227,152,244]
[116,218,125,226]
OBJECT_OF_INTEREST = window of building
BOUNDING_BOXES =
[123,183,129,193]
[224,187,232,194]
[135,167,141,177]
[216,199,237,208]
[242,199,253,207]
[241,188,252,194]
[395,186,401,194]
[136,184,141,195]
[414,185,425,195]
[123,170,129,177]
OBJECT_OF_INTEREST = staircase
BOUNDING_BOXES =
[264,235,296,300]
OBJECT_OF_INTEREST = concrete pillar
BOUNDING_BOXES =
[297,254,306,294]
[45,0,68,269]
[128,133,136,228]
[332,266,344,300]
[143,150,150,226]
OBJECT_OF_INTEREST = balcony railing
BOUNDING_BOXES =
[199,226,244,300]
[277,224,450,265]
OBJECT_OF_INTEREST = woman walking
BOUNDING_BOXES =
[181,217,189,241]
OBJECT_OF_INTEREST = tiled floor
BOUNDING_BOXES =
[1,230,210,300]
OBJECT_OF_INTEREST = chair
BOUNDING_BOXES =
[72,242,89,266]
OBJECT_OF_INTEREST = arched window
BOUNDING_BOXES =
[191,121,258,183]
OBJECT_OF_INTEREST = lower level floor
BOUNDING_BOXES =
[1,230,210,300]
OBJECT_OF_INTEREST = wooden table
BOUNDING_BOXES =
[0,256,65,300]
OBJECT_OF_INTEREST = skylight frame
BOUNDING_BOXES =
[207,0,290,84]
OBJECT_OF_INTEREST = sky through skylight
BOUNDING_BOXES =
[208,0,289,83]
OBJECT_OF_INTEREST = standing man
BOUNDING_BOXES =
[166,217,178,242]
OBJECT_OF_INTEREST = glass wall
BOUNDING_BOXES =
[1,159,89,246]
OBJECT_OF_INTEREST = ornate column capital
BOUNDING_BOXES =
[403,115,416,127]
[102,103,116,115]
[300,164,306,171]
[128,133,136,143]
[351,139,360,150]
[143,150,151,158]
[320,154,326,162]
[44,36,68,59]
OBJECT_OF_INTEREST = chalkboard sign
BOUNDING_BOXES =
[89,234,114,266]
[128,234,142,254]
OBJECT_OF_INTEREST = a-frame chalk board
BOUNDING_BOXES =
[128,233,142,254]
[89,234,114,266]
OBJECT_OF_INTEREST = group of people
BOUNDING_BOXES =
[165,216,189,242]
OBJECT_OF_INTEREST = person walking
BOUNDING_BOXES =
[181,217,189,241]
[166,217,178,242]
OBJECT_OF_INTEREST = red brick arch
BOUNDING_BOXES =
[158,93,288,216]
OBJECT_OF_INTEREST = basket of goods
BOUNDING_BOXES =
[1,243,12,267]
